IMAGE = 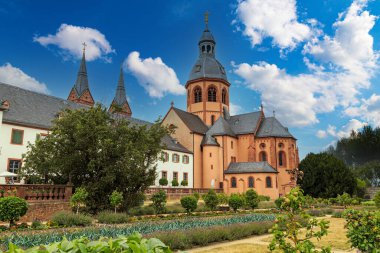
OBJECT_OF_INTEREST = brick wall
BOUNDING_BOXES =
[20,201,71,222]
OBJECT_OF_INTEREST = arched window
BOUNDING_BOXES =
[231,177,237,188]
[222,89,227,104]
[259,151,267,162]
[266,177,272,188]
[207,45,211,53]
[194,87,202,103]
[279,151,286,167]
[248,177,254,188]
[172,154,179,163]
[208,86,217,102]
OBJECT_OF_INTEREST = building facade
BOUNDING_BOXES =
[162,21,300,198]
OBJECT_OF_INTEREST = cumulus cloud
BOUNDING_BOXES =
[124,51,186,98]
[235,0,313,50]
[345,94,380,127]
[34,24,115,62]
[319,119,367,139]
[229,102,243,115]
[0,63,48,93]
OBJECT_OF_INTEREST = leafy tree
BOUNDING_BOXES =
[22,105,169,212]
[336,193,352,208]
[171,179,179,187]
[0,197,28,226]
[159,178,168,186]
[354,161,380,187]
[180,196,198,214]
[180,180,188,186]
[245,189,259,210]
[269,187,331,253]
[299,153,357,198]
[229,194,244,212]
[217,193,229,205]
[109,190,123,213]
[374,191,380,208]
[70,187,88,214]
[151,190,167,214]
[274,197,284,209]
[203,189,219,211]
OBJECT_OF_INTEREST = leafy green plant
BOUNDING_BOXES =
[258,195,270,201]
[245,189,259,209]
[344,209,380,252]
[171,179,179,187]
[193,192,200,201]
[180,196,197,214]
[374,191,380,208]
[336,192,352,208]
[96,211,129,224]
[181,180,188,186]
[31,220,45,230]
[159,178,168,186]
[109,190,123,213]
[151,190,167,214]
[274,197,284,209]
[269,187,331,253]
[229,194,244,212]
[203,189,219,211]
[217,193,229,205]
[0,196,28,227]
[51,211,92,227]
[362,200,376,206]
[70,187,88,214]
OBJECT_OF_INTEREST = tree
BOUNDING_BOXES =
[354,161,380,187]
[180,196,198,214]
[0,197,28,226]
[70,187,88,214]
[203,189,219,211]
[374,191,380,208]
[245,189,259,210]
[229,194,244,212]
[299,153,357,198]
[151,190,167,214]
[22,105,169,212]
[159,178,168,186]
[336,193,352,208]
[269,187,331,253]
[110,190,123,213]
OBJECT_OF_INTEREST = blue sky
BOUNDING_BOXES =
[0,0,379,159]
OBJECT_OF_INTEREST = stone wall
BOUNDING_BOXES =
[20,201,71,222]
[366,187,380,199]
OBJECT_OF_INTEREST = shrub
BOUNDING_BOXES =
[217,193,229,205]
[151,190,167,214]
[31,220,44,230]
[97,211,129,224]
[193,192,200,201]
[245,189,259,209]
[229,194,244,212]
[0,196,28,226]
[332,210,343,218]
[128,206,155,216]
[258,201,276,209]
[171,179,179,187]
[374,191,380,208]
[51,211,92,227]
[70,187,88,214]
[307,209,324,217]
[258,195,270,201]
[180,196,198,214]
[362,200,376,206]
[203,189,219,211]
[274,197,284,209]
[336,192,352,208]
[159,178,168,186]
[181,180,188,186]
[109,190,123,213]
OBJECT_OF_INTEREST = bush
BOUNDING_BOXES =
[109,190,123,213]
[181,180,188,186]
[51,211,92,227]
[362,200,376,206]
[307,209,324,217]
[180,196,198,214]
[374,191,380,208]
[171,179,179,187]
[70,187,88,214]
[336,192,352,207]
[193,192,200,201]
[128,206,155,216]
[97,211,129,224]
[151,190,167,214]
[245,189,259,209]
[217,193,229,205]
[31,220,44,230]
[0,196,28,226]
[203,190,219,211]
[274,197,284,209]
[258,195,270,201]
[332,210,343,218]
[258,201,276,209]
[229,194,244,212]
[159,178,168,186]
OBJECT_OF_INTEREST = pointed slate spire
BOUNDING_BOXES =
[74,49,89,96]
[109,66,132,116]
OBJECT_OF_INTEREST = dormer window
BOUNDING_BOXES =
[195,65,201,72]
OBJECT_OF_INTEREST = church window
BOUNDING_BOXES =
[259,151,267,162]
[248,177,254,188]
[182,155,189,164]
[211,115,215,125]
[279,151,286,167]
[11,129,24,145]
[278,143,284,148]
[259,143,266,149]
[266,177,272,188]
[208,86,217,102]
[211,165,213,170]
[172,154,179,163]
[222,89,227,104]
[231,177,237,188]
[231,141,233,149]
[194,87,202,103]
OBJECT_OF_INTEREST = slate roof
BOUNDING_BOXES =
[172,107,209,134]
[227,111,262,135]
[201,134,219,146]
[73,52,90,96]
[224,162,278,174]
[206,117,236,137]
[199,28,215,44]
[256,117,295,138]
[161,135,192,154]
[112,68,128,106]
[0,82,86,129]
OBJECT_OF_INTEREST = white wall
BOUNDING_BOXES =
[154,149,193,188]
[0,122,48,184]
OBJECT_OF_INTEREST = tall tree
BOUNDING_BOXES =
[22,105,168,212]
[298,153,357,198]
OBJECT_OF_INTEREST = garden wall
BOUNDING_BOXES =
[146,187,223,200]
[20,201,71,222]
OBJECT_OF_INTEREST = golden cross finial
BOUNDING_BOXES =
[82,42,87,53]
[204,11,209,28]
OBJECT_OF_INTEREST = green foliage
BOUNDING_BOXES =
[245,189,259,209]
[274,197,284,209]
[299,152,357,198]
[70,187,88,214]
[0,196,28,226]
[374,191,380,208]
[3,232,172,253]
[31,220,44,230]
[22,105,169,212]
[171,179,179,187]
[228,194,244,212]
[362,200,376,206]
[336,192,352,207]
[109,190,123,213]
[128,206,155,216]
[193,192,200,201]
[354,160,380,187]
[354,178,367,198]
[151,190,167,214]
[180,180,188,186]
[159,178,168,186]
[258,195,270,201]
[203,189,219,211]
[180,196,198,214]
[51,211,92,227]
[96,211,129,224]
[344,209,380,252]
[269,187,331,253]
[216,193,229,205]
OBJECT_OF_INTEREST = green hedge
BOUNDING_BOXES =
[51,211,93,227]
[96,211,129,224]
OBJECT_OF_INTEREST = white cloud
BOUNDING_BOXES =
[34,24,115,62]
[229,102,243,115]
[316,130,327,139]
[321,119,367,139]
[345,94,380,127]
[124,51,186,98]
[0,63,48,93]
[235,0,313,50]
